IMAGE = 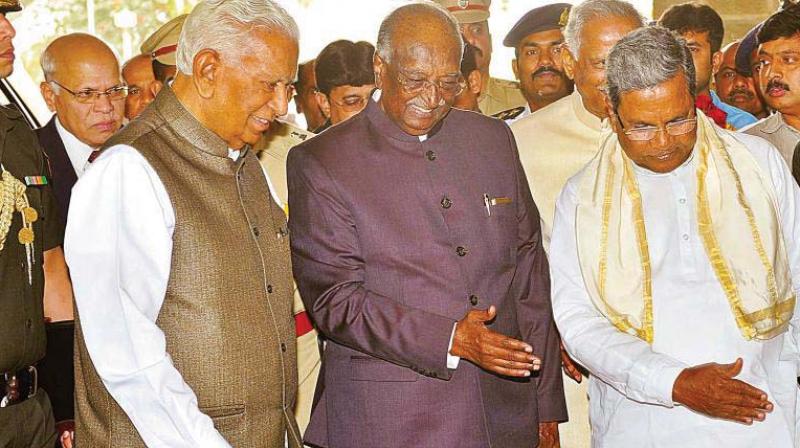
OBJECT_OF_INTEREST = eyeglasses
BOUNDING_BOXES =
[395,70,464,97]
[50,80,128,104]
[264,81,295,98]
[619,116,697,141]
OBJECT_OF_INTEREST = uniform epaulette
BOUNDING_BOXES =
[492,106,526,121]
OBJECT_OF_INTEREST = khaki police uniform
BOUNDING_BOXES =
[0,102,62,447]
[255,121,322,436]
[478,77,526,116]
[433,0,526,116]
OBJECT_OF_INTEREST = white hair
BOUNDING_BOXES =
[177,0,299,75]
[563,0,645,57]
[40,50,56,82]
[376,1,462,63]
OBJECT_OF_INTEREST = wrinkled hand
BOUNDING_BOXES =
[672,358,773,425]
[537,421,560,448]
[560,341,582,383]
[450,306,540,377]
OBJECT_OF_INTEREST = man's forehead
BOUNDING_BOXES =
[680,30,711,45]
[396,41,460,64]
[520,29,564,47]
[581,18,639,52]
[759,35,800,55]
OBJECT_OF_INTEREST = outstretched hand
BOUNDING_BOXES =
[672,358,773,425]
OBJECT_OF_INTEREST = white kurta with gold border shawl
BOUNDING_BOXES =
[551,130,800,447]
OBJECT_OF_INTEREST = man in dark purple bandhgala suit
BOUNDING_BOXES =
[287,4,567,447]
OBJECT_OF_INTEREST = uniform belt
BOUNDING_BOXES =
[1,366,37,408]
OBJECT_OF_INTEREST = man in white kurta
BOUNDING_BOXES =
[511,3,645,445]
[551,26,800,447]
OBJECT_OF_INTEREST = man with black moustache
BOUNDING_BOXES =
[743,5,800,171]
[495,3,574,124]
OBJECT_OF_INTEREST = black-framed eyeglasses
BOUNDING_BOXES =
[395,70,464,97]
[50,80,128,104]
[617,115,697,142]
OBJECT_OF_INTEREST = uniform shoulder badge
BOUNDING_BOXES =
[492,106,526,121]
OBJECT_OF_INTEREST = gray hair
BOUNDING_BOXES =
[564,0,645,57]
[177,0,299,75]
[376,2,463,63]
[605,26,696,110]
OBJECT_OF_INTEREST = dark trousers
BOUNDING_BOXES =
[0,389,56,448]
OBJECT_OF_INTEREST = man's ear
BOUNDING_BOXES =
[511,58,520,81]
[149,80,164,98]
[192,49,221,99]
[40,81,57,113]
[468,70,483,95]
[605,95,620,133]
[711,50,723,75]
[373,53,386,90]
[315,91,331,119]
[562,48,576,81]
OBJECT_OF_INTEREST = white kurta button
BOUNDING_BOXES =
[682,234,689,241]
[679,198,686,204]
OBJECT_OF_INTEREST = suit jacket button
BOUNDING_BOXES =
[425,150,437,161]
[441,197,452,209]
[280,342,287,352]
[469,295,479,306]
[267,284,273,293]
[456,246,468,257]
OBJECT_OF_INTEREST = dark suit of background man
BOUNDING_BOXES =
[288,4,566,448]
[33,34,125,441]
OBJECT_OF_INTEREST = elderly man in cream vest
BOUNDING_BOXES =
[65,1,302,446]
[551,26,800,447]
[510,1,644,445]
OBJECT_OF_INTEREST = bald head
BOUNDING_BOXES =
[41,33,119,83]
[122,54,157,120]
[39,33,124,148]
[376,3,463,64]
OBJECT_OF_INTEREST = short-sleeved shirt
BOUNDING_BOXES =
[0,105,63,373]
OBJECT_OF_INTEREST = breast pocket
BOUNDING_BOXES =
[485,194,516,267]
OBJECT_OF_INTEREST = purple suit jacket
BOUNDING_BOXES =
[288,100,567,448]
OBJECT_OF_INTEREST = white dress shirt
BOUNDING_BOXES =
[65,144,255,448]
[550,131,800,447]
[54,117,95,177]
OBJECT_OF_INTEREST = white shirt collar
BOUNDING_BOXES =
[55,116,95,178]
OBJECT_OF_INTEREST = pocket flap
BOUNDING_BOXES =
[349,356,419,382]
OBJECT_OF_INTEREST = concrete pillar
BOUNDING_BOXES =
[653,0,781,44]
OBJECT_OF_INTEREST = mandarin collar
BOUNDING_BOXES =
[365,94,448,143]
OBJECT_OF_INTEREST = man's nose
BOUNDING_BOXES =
[93,95,114,113]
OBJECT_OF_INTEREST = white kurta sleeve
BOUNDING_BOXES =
[64,145,231,448]
[757,137,800,374]
[549,179,687,407]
